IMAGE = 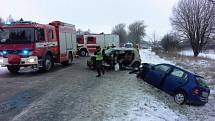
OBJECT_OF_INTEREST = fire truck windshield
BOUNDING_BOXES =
[0,28,34,44]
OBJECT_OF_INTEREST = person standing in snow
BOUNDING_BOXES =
[94,46,105,77]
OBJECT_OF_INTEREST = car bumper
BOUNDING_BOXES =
[0,56,38,66]
[188,96,209,105]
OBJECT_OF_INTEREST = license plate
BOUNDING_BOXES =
[202,92,209,97]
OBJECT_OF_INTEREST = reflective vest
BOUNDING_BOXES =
[96,49,103,61]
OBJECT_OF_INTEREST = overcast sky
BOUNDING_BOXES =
[0,0,179,40]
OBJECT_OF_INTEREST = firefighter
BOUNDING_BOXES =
[94,46,105,77]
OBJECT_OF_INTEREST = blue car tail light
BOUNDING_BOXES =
[192,88,200,96]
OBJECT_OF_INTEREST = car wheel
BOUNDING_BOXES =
[80,50,87,57]
[174,91,187,105]
[7,65,20,74]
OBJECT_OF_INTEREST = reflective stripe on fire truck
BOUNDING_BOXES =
[78,44,97,46]
[86,44,97,46]
[36,42,58,48]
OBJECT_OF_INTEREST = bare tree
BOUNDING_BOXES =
[128,21,146,45]
[148,32,159,50]
[171,0,215,57]
[83,29,91,35]
[112,23,127,45]
[76,28,92,35]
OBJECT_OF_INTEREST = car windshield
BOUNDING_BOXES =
[0,28,34,44]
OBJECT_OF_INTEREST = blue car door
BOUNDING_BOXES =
[161,67,188,94]
[145,64,171,88]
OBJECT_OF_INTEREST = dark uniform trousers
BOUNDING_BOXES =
[96,60,104,76]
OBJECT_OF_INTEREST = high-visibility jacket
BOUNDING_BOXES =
[96,49,103,61]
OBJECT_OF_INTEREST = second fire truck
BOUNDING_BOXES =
[76,34,119,56]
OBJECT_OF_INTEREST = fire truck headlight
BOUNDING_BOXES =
[3,50,7,55]
[23,50,29,55]
[28,58,35,63]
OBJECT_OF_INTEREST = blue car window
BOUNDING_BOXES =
[154,65,171,72]
[170,69,188,80]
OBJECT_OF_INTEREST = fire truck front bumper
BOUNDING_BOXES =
[0,56,38,67]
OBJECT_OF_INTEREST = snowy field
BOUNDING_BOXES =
[140,49,173,64]
[179,49,215,60]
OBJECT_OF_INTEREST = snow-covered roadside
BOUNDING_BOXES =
[140,49,174,64]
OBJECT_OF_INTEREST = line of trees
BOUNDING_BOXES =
[112,21,146,45]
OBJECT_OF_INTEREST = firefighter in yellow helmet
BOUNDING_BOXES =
[94,46,105,77]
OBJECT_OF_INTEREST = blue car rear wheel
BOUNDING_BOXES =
[174,92,187,105]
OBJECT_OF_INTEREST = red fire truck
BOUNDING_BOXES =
[0,21,77,73]
[76,34,119,56]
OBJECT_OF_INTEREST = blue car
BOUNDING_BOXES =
[131,63,210,105]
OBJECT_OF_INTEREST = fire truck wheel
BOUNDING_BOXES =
[40,55,54,72]
[80,50,87,57]
[7,65,20,74]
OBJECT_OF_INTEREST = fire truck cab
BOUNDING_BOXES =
[0,21,77,73]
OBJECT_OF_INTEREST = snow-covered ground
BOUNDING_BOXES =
[140,49,174,64]
[179,49,215,60]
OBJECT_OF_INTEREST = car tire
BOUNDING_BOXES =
[80,49,87,57]
[174,91,187,105]
[7,65,20,74]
